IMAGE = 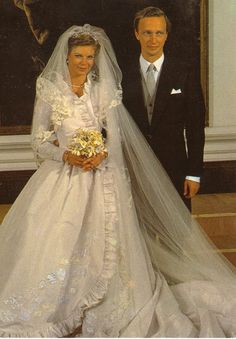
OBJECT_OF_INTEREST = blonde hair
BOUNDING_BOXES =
[68,33,100,54]
[134,6,171,33]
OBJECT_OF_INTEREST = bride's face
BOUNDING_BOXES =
[67,45,96,78]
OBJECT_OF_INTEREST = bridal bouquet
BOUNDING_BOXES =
[68,128,107,158]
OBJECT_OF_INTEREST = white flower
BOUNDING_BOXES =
[68,128,107,158]
[109,89,122,108]
[37,78,73,126]
[35,127,54,144]
[57,268,66,281]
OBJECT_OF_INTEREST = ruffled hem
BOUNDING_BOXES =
[0,310,83,338]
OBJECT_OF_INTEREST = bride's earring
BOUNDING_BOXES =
[91,65,99,81]
[66,59,69,64]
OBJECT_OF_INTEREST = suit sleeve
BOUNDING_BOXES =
[185,65,205,177]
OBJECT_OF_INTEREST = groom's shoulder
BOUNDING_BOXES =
[164,54,199,82]
[164,54,192,71]
[121,57,141,89]
[121,57,140,77]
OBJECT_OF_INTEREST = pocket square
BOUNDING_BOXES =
[171,88,182,95]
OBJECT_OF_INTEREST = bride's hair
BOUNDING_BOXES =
[67,33,100,81]
[68,33,100,55]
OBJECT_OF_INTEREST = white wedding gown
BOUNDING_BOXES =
[0,80,236,338]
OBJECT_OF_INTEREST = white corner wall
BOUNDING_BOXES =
[208,0,236,126]
[204,0,236,162]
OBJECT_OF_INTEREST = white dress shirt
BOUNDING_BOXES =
[140,53,164,85]
[139,53,200,184]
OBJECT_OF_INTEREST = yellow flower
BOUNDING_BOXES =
[68,128,107,158]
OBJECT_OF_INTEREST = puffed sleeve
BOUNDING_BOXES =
[31,97,65,165]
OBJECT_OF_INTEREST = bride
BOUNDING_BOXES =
[0,24,236,338]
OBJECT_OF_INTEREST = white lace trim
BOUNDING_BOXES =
[32,127,54,147]
[72,81,97,130]
[33,77,96,154]
[75,169,118,327]
[109,89,123,108]
[37,78,73,127]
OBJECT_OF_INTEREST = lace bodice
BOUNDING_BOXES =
[31,77,103,163]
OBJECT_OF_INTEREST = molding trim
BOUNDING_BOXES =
[204,126,236,161]
[200,0,209,124]
[0,135,37,171]
[0,126,236,171]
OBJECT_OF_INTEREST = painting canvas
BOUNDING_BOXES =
[0,0,207,135]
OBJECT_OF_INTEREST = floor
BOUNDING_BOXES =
[0,204,11,223]
[1,193,236,265]
[192,193,236,266]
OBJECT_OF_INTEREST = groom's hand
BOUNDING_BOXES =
[184,179,200,199]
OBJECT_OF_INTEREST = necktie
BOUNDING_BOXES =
[146,63,156,98]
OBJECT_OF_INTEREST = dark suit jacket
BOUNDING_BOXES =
[122,55,205,198]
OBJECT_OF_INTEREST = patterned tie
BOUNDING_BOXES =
[146,63,156,98]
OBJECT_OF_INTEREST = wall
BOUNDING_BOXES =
[0,0,236,197]
[208,0,236,127]
[205,0,236,162]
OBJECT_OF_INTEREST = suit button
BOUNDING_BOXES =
[147,134,152,139]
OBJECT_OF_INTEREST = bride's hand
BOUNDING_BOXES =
[82,152,108,172]
[63,151,85,167]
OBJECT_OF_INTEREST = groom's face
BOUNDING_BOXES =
[135,16,168,62]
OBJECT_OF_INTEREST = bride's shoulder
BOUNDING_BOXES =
[88,76,99,95]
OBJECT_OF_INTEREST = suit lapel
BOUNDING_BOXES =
[129,60,150,132]
[151,57,173,127]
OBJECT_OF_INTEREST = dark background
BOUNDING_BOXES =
[0,0,201,130]
[1,1,236,203]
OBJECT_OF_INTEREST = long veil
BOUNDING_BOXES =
[33,24,236,298]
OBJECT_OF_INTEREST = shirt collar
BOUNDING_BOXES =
[140,53,165,74]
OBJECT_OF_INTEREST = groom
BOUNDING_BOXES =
[122,6,205,210]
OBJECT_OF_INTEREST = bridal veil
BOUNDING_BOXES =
[33,23,236,305]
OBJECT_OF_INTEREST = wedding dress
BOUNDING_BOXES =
[0,25,236,338]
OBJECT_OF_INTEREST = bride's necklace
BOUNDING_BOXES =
[71,83,85,88]
[70,78,87,97]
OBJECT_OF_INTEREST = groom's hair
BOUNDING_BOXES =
[134,6,171,33]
